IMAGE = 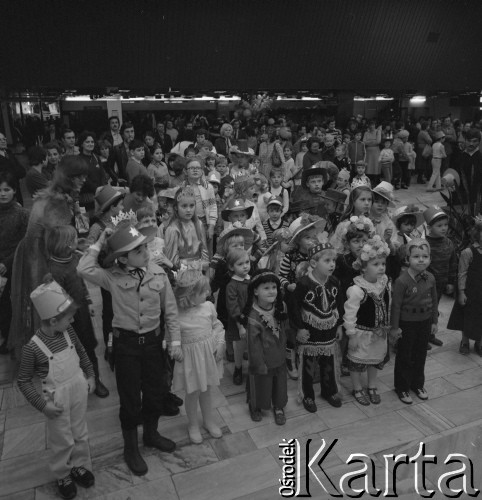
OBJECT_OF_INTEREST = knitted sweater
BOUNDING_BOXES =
[279,249,310,290]
[0,200,29,272]
[426,235,457,287]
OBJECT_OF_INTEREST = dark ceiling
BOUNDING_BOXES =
[2,0,482,94]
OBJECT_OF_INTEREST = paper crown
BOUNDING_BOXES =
[175,185,197,203]
[175,266,203,290]
[308,242,335,259]
[111,209,138,227]
[30,279,74,320]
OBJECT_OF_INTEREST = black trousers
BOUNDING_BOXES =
[101,287,114,347]
[394,319,431,392]
[399,160,410,186]
[301,353,337,400]
[114,330,168,429]
[248,365,288,410]
[0,274,12,342]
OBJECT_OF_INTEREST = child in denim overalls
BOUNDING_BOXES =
[18,280,95,500]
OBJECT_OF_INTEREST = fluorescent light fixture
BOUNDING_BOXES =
[354,96,394,102]
[65,95,92,101]
[479,96,482,103]
[218,96,240,101]
[193,96,214,101]
[301,96,321,101]
[410,95,426,103]
[375,96,394,101]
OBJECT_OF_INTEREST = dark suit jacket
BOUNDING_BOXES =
[154,133,173,154]
[112,143,129,181]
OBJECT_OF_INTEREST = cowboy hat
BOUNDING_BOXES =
[103,223,148,266]
[216,225,254,253]
[392,205,424,228]
[95,185,125,213]
[288,213,326,244]
[229,139,255,157]
[221,198,254,221]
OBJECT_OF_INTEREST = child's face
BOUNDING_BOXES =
[237,155,250,169]
[246,184,257,199]
[356,164,366,176]
[336,176,348,188]
[307,175,324,194]
[253,158,261,168]
[191,288,208,306]
[348,235,368,257]
[311,251,336,277]
[206,157,216,169]
[254,281,278,306]
[429,218,449,238]
[226,237,245,252]
[258,180,269,192]
[400,220,415,235]
[185,150,196,160]
[229,210,248,224]
[165,202,174,217]
[223,183,234,198]
[145,136,155,147]
[283,147,292,159]
[363,257,386,282]
[132,147,145,161]
[0,182,15,204]
[335,147,344,158]
[51,310,75,333]
[231,255,250,278]
[187,161,203,181]
[301,143,308,153]
[47,148,60,165]
[153,149,164,163]
[354,132,362,142]
[324,137,335,148]
[267,205,282,222]
[353,192,372,215]
[407,246,430,273]
[133,191,147,204]
[298,228,318,252]
[210,182,219,195]
[324,199,336,214]
[125,243,149,268]
[138,215,157,228]
[177,198,195,221]
[383,140,392,149]
[216,163,228,175]
[270,173,282,187]
[371,196,388,217]
[100,146,110,160]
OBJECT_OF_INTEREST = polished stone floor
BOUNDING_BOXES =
[1,182,481,499]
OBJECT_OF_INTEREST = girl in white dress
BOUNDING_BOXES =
[172,268,225,444]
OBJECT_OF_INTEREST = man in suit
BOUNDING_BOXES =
[112,122,135,183]
[154,122,173,154]
[101,116,123,147]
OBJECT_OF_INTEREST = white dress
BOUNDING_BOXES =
[172,301,225,394]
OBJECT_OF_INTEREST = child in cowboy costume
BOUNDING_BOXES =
[77,222,181,476]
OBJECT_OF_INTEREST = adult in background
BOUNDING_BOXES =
[62,128,80,156]
[302,137,324,170]
[101,116,123,147]
[8,156,88,358]
[456,128,482,217]
[363,120,382,184]
[78,131,108,217]
[165,120,178,144]
[154,122,173,154]
[25,146,49,197]
[441,116,457,170]
[0,130,26,206]
[214,123,234,157]
[112,121,135,182]
[0,171,29,354]
[416,121,433,184]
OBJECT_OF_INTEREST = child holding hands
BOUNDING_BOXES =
[343,236,391,406]
[392,239,438,404]
[18,280,95,500]
[172,269,225,444]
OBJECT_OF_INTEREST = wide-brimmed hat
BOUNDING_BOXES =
[392,204,424,227]
[104,223,148,266]
[288,213,326,244]
[266,195,283,208]
[301,163,329,187]
[229,139,255,157]
[217,224,254,253]
[95,185,125,213]
[434,131,446,140]
[30,279,74,320]
[221,198,254,221]
[397,130,410,139]
[423,206,447,226]
[321,188,347,205]
[158,187,177,200]
[441,168,460,188]
[372,181,395,207]
[207,171,221,184]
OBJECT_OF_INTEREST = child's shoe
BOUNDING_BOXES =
[413,387,428,401]
[323,394,342,408]
[71,466,95,488]
[273,407,286,425]
[188,426,203,444]
[233,366,243,385]
[203,422,223,438]
[249,403,262,422]
[352,389,370,406]
[429,335,443,347]
[57,474,77,500]
[366,388,381,405]
[396,391,413,405]
[459,341,470,355]
[302,397,317,413]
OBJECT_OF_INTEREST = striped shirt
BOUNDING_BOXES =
[17,327,94,412]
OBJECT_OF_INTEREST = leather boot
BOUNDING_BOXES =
[143,417,176,453]
[94,377,109,398]
[122,428,147,476]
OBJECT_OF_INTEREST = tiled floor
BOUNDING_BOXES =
[1,182,481,499]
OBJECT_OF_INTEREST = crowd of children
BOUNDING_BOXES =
[2,122,481,500]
